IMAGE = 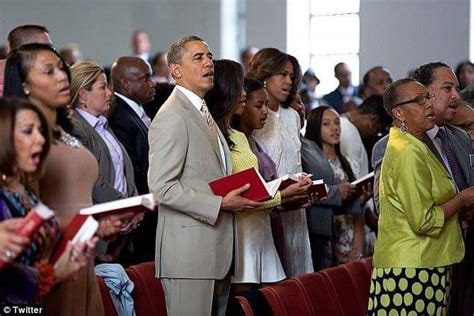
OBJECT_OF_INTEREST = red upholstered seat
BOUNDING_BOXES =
[125,262,167,316]
[320,264,366,316]
[296,272,343,316]
[342,259,372,311]
[260,278,314,316]
[234,295,255,316]
[96,275,119,316]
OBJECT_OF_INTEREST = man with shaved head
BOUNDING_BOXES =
[108,56,156,264]
[0,24,53,97]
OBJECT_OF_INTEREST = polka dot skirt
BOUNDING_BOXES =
[368,266,451,316]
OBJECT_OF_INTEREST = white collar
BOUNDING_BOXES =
[114,92,145,118]
[426,125,442,141]
[176,85,205,111]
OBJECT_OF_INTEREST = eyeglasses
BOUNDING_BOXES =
[394,93,435,107]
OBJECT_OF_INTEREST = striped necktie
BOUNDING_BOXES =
[437,128,468,191]
[200,101,218,139]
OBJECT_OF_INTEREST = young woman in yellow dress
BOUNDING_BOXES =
[205,59,315,293]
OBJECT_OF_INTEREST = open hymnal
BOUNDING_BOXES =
[79,193,158,218]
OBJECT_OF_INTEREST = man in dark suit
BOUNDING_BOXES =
[323,62,359,113]
[108,56,155,265]
[108,56,155,194]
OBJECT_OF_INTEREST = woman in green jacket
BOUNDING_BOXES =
[369,78,474,315]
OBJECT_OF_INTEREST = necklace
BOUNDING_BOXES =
[58,127,81,148]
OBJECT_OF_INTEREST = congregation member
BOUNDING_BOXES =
[0,98,93,303]
[360,66,393,99]
[151,51,173,84]
[240,46,259,74]
[107,56,157,264]
[451,100,474,143]
[131,30,152,65]
[108,56,155,195]
[0,24,52,98]
[248,48,314,277]
[323,62,359,113]
[70,60,138,203]
[369,78,474,315]
[303,106,371,268]
[205,60,313,293]
[148,35,262,316]
[69,60,142,261]
[456,60,474,90]
[3,43,127,316]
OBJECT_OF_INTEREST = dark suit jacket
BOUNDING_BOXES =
[301,137,362,237]
[108,95,150,195]
[71,110,138,203]
[323,85,358,113]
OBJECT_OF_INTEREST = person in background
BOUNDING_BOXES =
[151,51,173,84]
[240,46,259,74]
[70,60,138,203]
[304,106,371,266]
[323,62,359,113]
[456,60,474,90]
[59,43,82,66]
[451,100,474,144]
[369,78,474,315]
[131,30,152,65]
[248,48,314,277]
[0,24,53,98]
[106,56,156,265]
[300,68,327,114]
[360,66,393,100]
[0,98,94,303]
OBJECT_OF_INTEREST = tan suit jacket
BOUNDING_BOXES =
[148,87,233,279]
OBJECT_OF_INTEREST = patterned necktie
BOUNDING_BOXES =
[200,101,218,139]
[437,128,468,191]
[141,111,151,128]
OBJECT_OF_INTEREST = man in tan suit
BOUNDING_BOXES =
[148,36,262,315]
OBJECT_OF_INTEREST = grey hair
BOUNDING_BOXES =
[167,35,203,66]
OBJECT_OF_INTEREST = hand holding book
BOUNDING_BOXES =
[0,218,31,267]
[220,183,265,213]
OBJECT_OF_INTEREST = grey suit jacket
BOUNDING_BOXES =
[148,87,233,279]
[71,110,138,203]
[301,137,362,236]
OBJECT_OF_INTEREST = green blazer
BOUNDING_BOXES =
[373,127,464,268]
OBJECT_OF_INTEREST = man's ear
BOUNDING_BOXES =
[170,63,182,79]
[121,78,129,92]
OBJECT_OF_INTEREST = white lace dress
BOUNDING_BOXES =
[253,106,314,277]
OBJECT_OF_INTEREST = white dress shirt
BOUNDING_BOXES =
[176,85,227,174]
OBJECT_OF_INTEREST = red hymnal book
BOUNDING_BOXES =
[0,203,54,269]
[308,179,329,200]
[351,171,375,198]
[278,173,312,190]
[50,214,99,265]
[79,193,158,218]
[209,167,281,202]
